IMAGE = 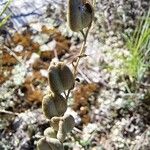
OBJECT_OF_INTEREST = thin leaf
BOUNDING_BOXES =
[0,0,13,16]
[0,15,10,27]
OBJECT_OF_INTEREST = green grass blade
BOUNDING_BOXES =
[0,0,13,16]
[0,15,10,27]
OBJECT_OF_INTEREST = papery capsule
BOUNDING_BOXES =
[57,62,74,90]
[57,114,75,142]
[67,0,94,32]
[42,93,67,119]
[48,65,64,94]
[50,116,61,131]
[44,127,57,138]
[48,62,74,94]
[37,137,64,150]
[37,137,51,150]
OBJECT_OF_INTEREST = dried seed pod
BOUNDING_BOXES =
[42,93,67,119]
[37,137,64,150]
[42,94,58,119]
[53,94,67,116]
[67,0,94,32]
[67,0,82,32]
[81,2,94,28]
[62,114,75,132]
[57,62,74,90]
[50,116,61,131]
[57,114,75,142]
[56,120,66,142]
[48,62,74,94]
[48,65,64,94]
[44,127,57,138]
[46,137,64,150]
[37,137,51,150]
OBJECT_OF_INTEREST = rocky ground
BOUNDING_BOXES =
[0,0,150,150]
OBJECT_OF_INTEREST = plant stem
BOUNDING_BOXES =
[66,25,92,100]
[73,26,91,78]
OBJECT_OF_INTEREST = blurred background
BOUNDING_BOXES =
[0,0,150,149]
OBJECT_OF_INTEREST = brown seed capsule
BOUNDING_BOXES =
[44,127,57,138]
[67,0,94,32]
[37,137,51,150]
[48,65,64,94]
[62,114,75,132]
[46,137,64,150]
[57,114,75,142]
[81,2,94,28]
[54,94,67,116]
[56,120,66,143]
[67,0,82,32]
[42,93,67,119]
[50,116,61,131]
[42,94,58,119]
[48,62,74,94]
[57,62,74,90]
[37,137,64,150]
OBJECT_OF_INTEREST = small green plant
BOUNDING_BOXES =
[124,9,150,81]
[37,0,94,149]
[0,0,12,28]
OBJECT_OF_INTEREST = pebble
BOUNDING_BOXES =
[0,36,4,45]
[33,34,49,45]
[119,143,125,148]
[113,128,120,136]
[47,40,56,50]
[40,44,50,51]
[14,45,24,52]
[114,98,124,109]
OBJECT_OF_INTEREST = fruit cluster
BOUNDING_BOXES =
[37,62,75,150]
[37,0,94,149]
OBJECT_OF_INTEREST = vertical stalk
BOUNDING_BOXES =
[66,24,92,100]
